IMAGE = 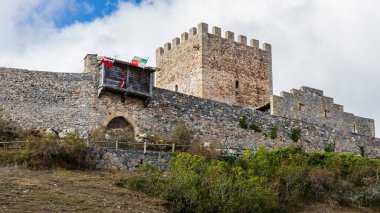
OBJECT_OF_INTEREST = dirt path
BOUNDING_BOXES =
[0,166,168,212]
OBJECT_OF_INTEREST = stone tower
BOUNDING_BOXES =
[156,22,273,107]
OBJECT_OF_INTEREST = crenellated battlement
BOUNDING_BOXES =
[156,22,273,108]
[156,22,271,57]
[271,86,375,137]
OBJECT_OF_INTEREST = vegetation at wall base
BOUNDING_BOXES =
[359,146,366,157]
[270,127,278,139]
[0,130,92,170]
[324,140,335,153]
[121,147,380,212]
[289,128,302,142]
[239,116,248,129]
[249,122,262,132]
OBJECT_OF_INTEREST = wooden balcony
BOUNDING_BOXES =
[98,60,155,98]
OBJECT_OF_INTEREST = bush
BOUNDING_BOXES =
[0,150,30,165]
[0,118,18,142]
[0,131,91,169]
[25,132,90,169]
[324,140,335,153]
[360,146,365,157]
[146,133,172,151]
[289,128,302,142]
[270,127,278,139]
[171,119,194,145]
[122,147,380,212]
[239,116,248,129]
[186,138,220,159]
[121,163,168,197]
[249,122,262,132]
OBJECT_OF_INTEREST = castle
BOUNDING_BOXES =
[156,23,374,138]
[0,22,378,156]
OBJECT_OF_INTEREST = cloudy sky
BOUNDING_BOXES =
[0,0,379,135]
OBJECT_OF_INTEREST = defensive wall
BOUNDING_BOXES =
[271,86,375,137]
[156,23,272,108]
[0,64,379,157]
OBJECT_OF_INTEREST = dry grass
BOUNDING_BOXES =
[0,166,168,212]
[297,202,376,213]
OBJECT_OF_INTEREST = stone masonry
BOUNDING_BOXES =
[271,86,375,137]
[0,59,379,157]
[156,23,272,108]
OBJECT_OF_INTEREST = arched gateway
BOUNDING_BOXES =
[100,113,140,142]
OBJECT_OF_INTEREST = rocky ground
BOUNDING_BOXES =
[0,166,167,212]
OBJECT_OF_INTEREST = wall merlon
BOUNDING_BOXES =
[198,22,208,34]
[300,86,323,96]
[262,43,272,53]
[280,91,292,98]
[164,42,171,52]
[290,89,302,96]
[189,27,197,36]
[250,39,259,48]
[84,54,98,73]
[333,104,344,111]
[225,31,234,40]
[181,32,189,43]
[156,47,164,56]
[172,37,180,47]
[238,35,247,45]
[212,26,221,37]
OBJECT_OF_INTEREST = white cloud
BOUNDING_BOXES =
[0,0,379,135]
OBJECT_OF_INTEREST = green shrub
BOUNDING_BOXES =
[307,167,337,201]
[249,122,262,132]
[360,146,365,157]
[324,141,335,153]
[171,119,194,145]
[123,147,380,212]
[121,163,168,197]
[0,150,31,165]
[0,118,18,142]
[289,128,302,142]
[270,127,278,139]
[0,131,91,169]
[239,116,248,129]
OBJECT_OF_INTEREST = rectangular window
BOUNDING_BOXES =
[297,103,304,111]
[324,109,329,118]
[353,124,357,133]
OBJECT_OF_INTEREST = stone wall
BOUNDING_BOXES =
[156,23,272,108]
[87,148,171,170]
[156,26,203,97]
[271,86,375,137]
[0,66,379,157]
[0,67,96,136]
[201,23,272,107]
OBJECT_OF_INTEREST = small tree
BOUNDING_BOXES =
[171,119,194,145]
[289,128,301,142]
[239,116,248,129]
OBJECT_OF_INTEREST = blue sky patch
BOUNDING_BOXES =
[54,0,141,28]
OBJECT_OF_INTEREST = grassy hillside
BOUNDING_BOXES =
[0,166,167,212]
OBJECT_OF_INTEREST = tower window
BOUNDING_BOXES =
[353,124,357,133]
[324,109,329,118]
[235,80,240,95]
[297,102,304,111]
[175,84,178,92]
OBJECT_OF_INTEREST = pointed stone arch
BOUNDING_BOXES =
[102,112,139,136]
